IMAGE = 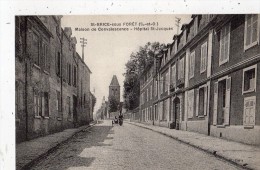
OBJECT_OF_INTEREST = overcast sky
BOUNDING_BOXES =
[61,15,192,113]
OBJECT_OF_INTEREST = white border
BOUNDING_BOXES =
[1,0,260,170]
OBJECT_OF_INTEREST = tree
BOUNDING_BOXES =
[123,42,165,110]
[108,95,119,113]
[91,95,96,110]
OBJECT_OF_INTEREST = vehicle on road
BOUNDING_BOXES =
[118,115,123,126]
[112,116,118,126]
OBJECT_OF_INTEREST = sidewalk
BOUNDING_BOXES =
[128,121,260,170]
[16,121,96,170]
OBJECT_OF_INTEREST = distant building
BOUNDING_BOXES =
[109,75,120,103]
[15,16,95,143]
[96,75,122,119]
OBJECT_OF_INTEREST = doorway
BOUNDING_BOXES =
[73,95,78,127]
[173,97,180,130]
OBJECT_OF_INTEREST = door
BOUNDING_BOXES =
[173,97,180,129]
[73,95,78,127]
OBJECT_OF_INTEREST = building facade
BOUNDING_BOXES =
[137,14,260,145]
[15,16,94,143]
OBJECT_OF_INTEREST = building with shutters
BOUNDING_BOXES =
[137,14,260,145]
[209,14,260,145]
[15,16,94,143]
[140,63,156,124]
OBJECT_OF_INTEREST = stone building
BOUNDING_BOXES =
[137,14,260,145]
[15,16,95,143]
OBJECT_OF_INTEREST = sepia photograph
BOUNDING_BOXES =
[1,1,260,170]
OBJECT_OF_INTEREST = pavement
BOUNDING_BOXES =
[127,121,260,170]
[16,121,97,170]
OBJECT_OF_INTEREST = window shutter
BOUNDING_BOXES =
[224,77,231,125]
[246,15,252,47]
[34,91,37,115]
[227,24,231,62]
[220,30,224,63]
[213,82,218,125]
[195,88,199,116]
[41,95,44,117]
[205,43,208,70]
[252,15,258,43]
[204,86,208,116]
[224,29,229,61]
[55,52,58,75]
[38,93,41,116]
[243,96,256,126]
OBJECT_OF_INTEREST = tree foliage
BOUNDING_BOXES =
[92,95,96,109]
[123,42,165,110]
[108,95,119,113]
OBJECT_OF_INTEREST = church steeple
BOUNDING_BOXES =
[109,75,120,103]
[110,75,120,87]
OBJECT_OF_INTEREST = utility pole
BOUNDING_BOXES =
[175,17,181,34]
[80,38,87,62]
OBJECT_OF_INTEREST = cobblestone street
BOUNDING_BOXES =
[31,120,242,170]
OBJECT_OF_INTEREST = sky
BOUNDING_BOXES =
[61,15,192,113]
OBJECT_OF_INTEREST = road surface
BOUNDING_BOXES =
[31,120,242,170]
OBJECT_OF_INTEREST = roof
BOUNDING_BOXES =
[110,75,120,86]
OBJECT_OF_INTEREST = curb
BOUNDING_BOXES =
[20,122,97,170]
[127,122,252,170]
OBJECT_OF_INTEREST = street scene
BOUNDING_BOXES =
[14,14,260,170]
[30,120,241,170]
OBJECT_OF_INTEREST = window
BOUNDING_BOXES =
[200,42,207,73]
[33,90,41,117]
[171,64,176,87]
[196,86,207,117]
[154,104,158,120]
[150,84,152,100]
[142,110,145,121]
[56,90,61,112]
[187,89,194,118]
[189,51,195,78]
[147,88,149,101]
[32,32,40,66]
[244,14,259,50]
[243,65,257,94]
[34,90,49,117]
[42,92,49,117]
[42,42,48,70]
[159,75,163,94]
[56,52,61,77]
[219,23,230,65]
[67,96,71,119]
[243,96,256,127]
[162,100,167,121]
[67,63,71,85]
[199,88,204,116]
[178,57,184,79]
[73,66,77,86]
[84,94,87,108]
[165,52,168,62]
[150,106,153,120]
[154,80,157,96]
[165,72,169,92]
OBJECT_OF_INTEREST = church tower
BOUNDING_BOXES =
[109,75,120,103]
